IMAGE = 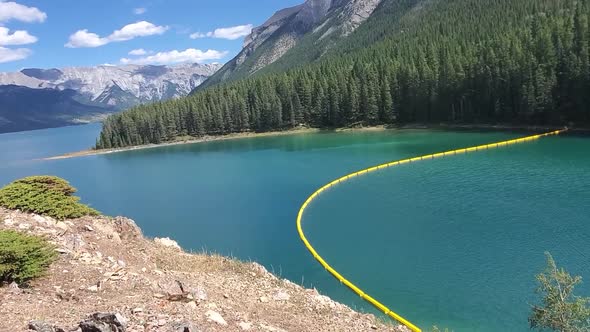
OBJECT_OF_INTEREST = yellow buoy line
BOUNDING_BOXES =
[296,129,567,332]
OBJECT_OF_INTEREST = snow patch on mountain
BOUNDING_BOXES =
[0,63,221,109]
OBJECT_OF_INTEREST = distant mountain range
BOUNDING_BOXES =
[0,63,221,133]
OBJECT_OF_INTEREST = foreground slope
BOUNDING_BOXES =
[97,0,590,149]
[0,207,404,331]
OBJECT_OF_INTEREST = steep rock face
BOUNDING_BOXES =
[339,0,383,35]
[200,0,382,88]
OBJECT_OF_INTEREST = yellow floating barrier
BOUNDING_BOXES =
[296,128,567,332]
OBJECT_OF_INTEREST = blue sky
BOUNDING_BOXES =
[0,0,303,71]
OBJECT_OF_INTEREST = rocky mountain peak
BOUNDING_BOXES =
[0,63,221,110]
[204,0,383,87]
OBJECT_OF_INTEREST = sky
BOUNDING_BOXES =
[0,0,303,72]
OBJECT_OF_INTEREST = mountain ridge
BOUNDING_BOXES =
[0,63,221,133]
[199,0,382,89]
[0,63,221,109]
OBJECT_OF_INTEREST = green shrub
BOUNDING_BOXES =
[0,230,57,285]
[0,176,99,220]
[529,252,590,331]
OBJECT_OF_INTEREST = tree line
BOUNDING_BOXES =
[96,0,590,149]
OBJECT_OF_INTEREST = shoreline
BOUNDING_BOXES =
[43,123,584,161]
[42,127,321,161]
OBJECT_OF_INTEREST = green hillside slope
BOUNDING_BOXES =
[97,0,589,149]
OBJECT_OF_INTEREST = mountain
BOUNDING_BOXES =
[199,0,383,89]
[0,63,221,110]
[97,0,590,149]
[0,63,221,133]
[0,85,117,133]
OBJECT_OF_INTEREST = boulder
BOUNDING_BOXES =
[154,237,181,250]
[79,313,127,332]
[167,321,198,332]
[205,310,227,326]
[28,321,65,332]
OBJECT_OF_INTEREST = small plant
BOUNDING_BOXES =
[0,230,57,285]
[529,252,590,332]
[0,176,99,220]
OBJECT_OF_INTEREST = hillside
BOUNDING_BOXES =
[0,206,405,331]
[96,0,590,149]
[199,0,384,89]
[0,85,116,133]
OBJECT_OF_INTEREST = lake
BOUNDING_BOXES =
[0,124,588,332]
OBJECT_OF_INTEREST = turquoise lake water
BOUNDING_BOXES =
[0,124,588,331]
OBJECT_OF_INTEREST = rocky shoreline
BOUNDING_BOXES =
[0,207,407,332]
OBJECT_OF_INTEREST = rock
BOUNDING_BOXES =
[273,290,290,301]
[131,308,143,314]
[79,313,127,332]
[223,293,229,299]
[251,263,269,275]
[8,281,20,292]
[192,287,207,302]
[18,223,31,230]
[371,325,378,330]
[32,214,56,227]
[63,235,85,252]
[260,324,287,332]
[259,296,269,303]
[186,301,197,310]
[55,222,68,231]
[87,285,99,293]
[205,310,227,326]
[205,302,218,310]
[4,218,14,226]
[28,321,65,332]
[84,225,94,232]
[168,321,197,332]
[154,237,181,250]
[238,322,252,331]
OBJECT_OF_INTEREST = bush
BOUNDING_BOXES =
[0,230,57,285]
[0,176,99,220]
[529,252,590,331]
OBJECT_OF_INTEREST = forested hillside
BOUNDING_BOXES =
[96,0,590,149]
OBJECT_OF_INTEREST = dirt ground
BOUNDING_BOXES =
[0,207,408,332]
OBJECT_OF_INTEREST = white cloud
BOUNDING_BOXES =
[0,1,46,23]
[120,48,228,65]
[109,21,167,42]
[133,7,147,15]
[65,21,169,48]
[0,46,31,63]
[189,32,208,39]
[65,29,106,48]
[0,27,37,45]
[128,48,148,55]
[190,24,253,40]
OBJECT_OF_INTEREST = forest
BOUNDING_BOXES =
[96,0,590,149]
